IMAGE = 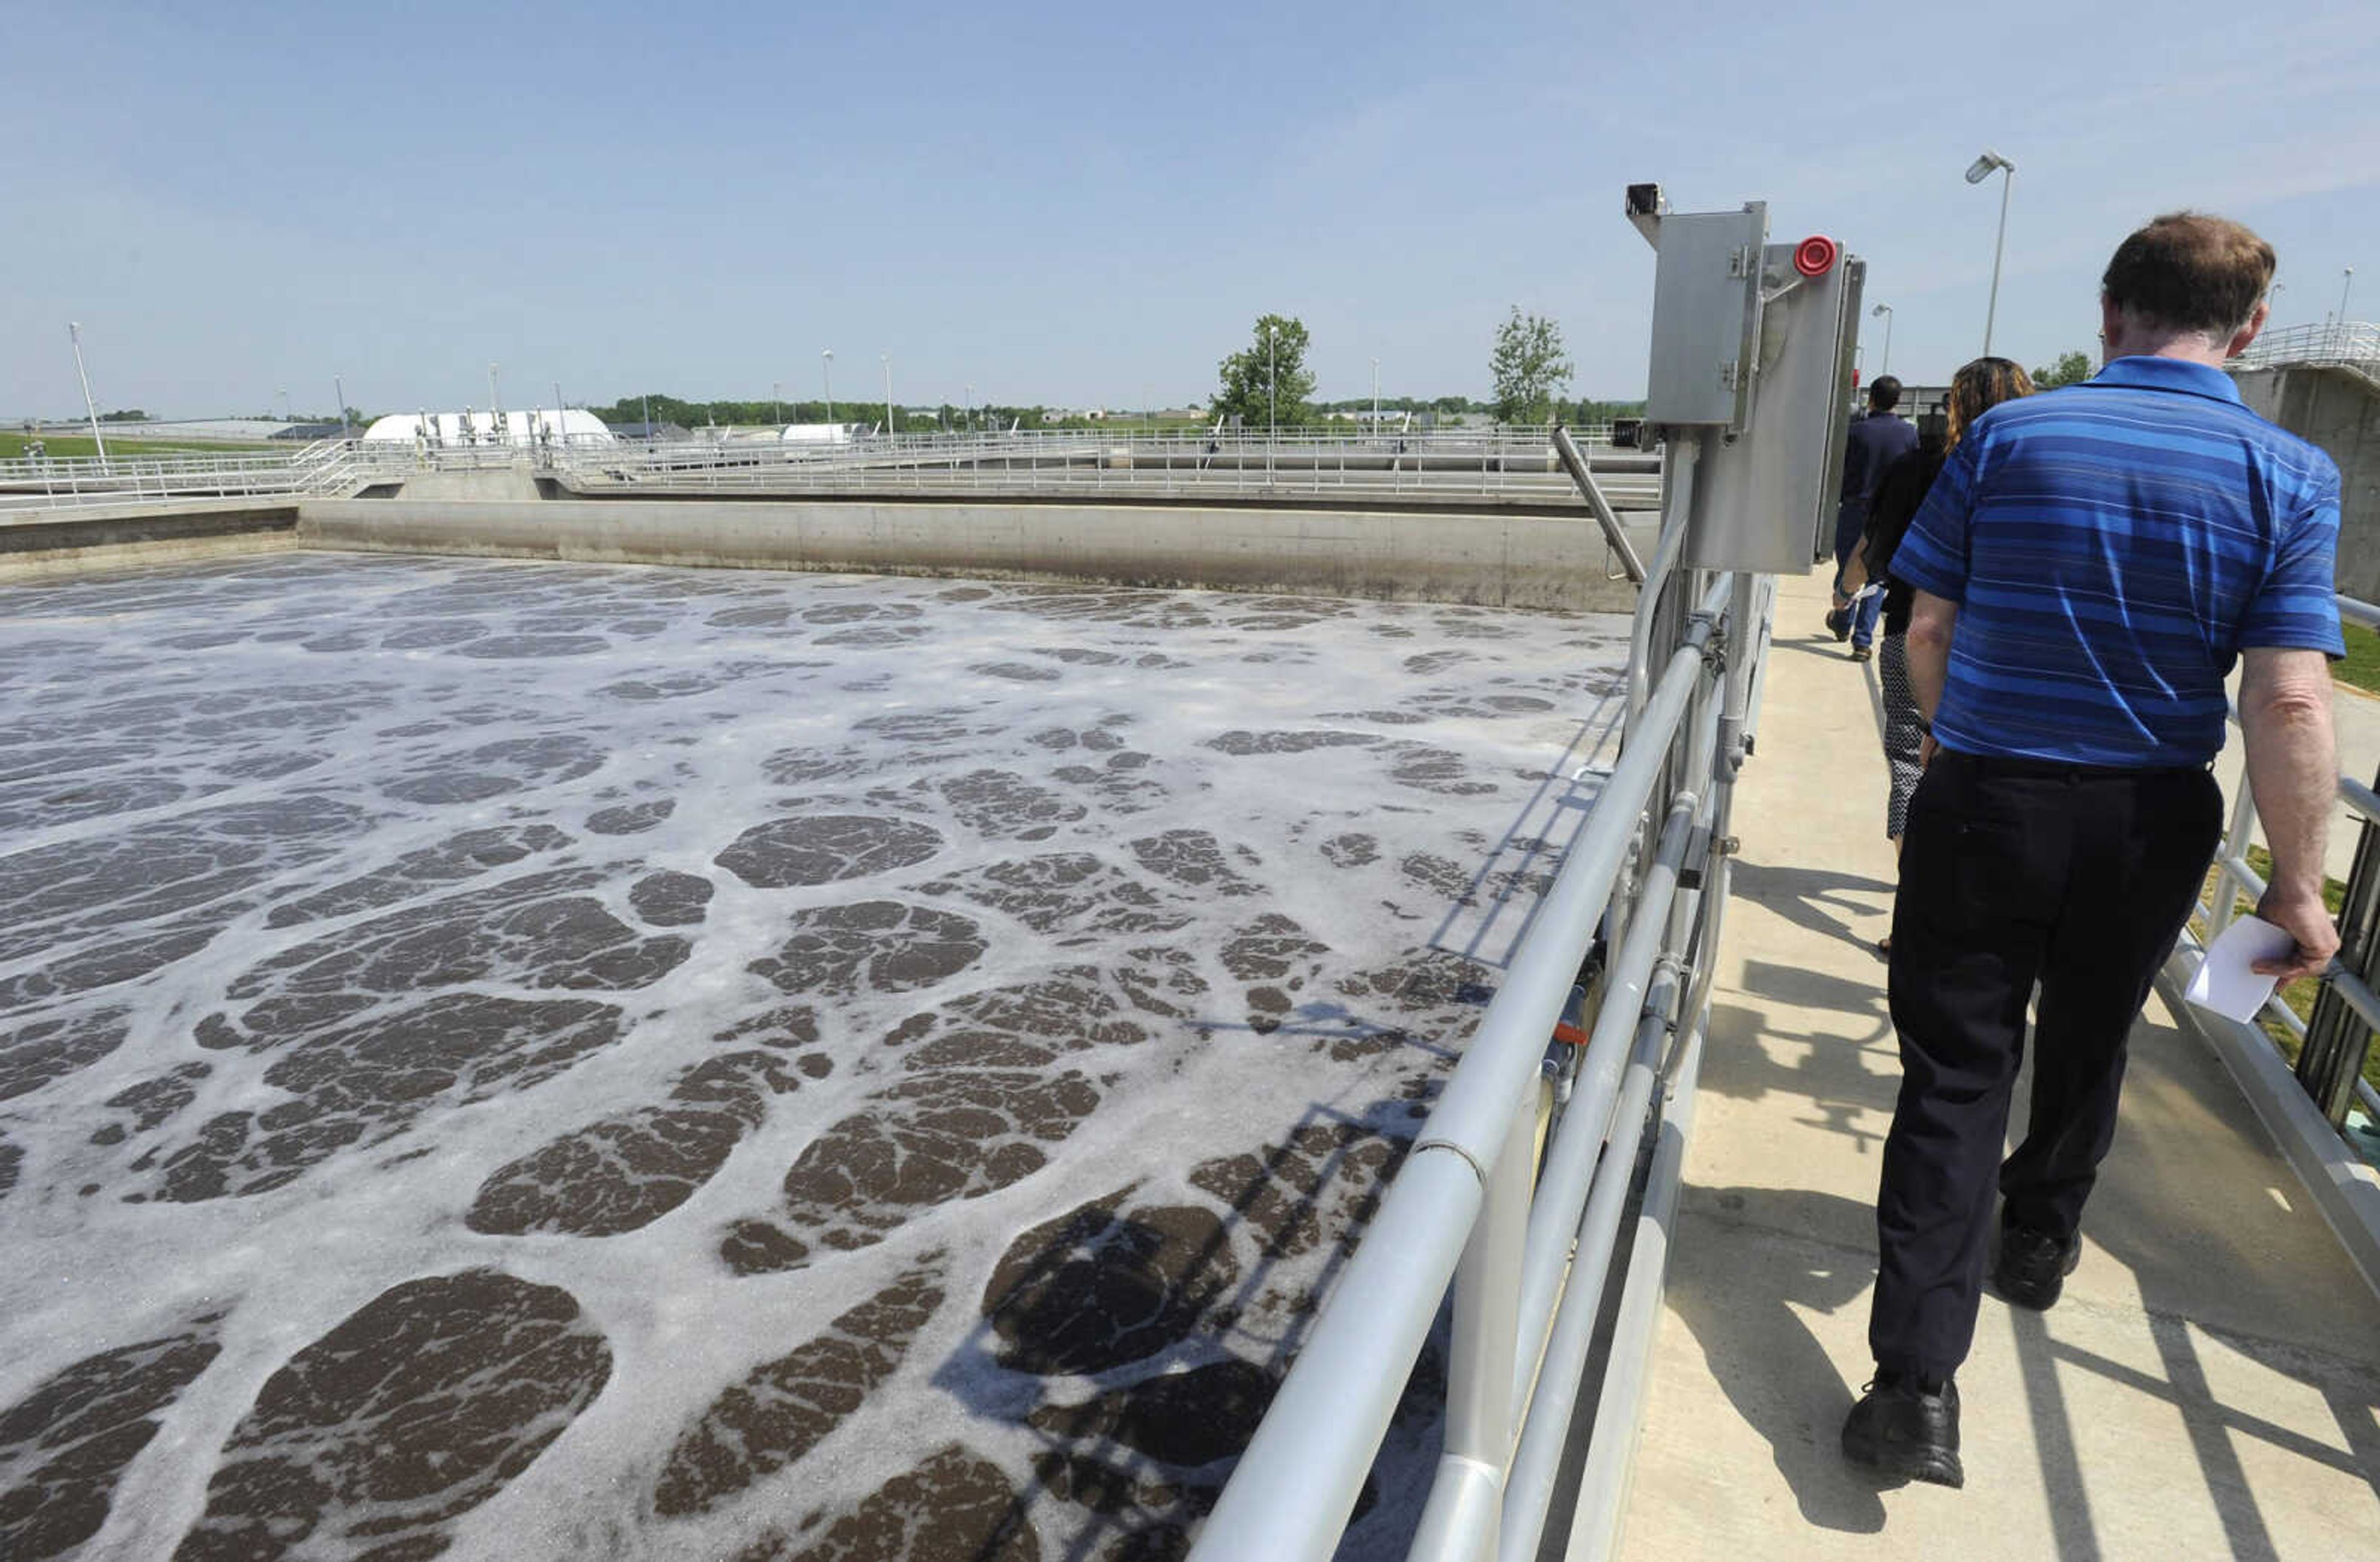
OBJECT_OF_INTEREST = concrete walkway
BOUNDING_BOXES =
[1610,570,2380,1561]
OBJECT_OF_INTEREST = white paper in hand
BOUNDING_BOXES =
[2184,915,2298,1022]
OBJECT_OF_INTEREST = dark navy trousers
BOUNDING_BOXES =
[1869,751,2222,1382]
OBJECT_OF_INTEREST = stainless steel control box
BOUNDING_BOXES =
[1684,245,1864,574]
[1632,188,1864,575]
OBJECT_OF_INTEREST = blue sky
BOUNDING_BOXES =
[3,1,2374,418]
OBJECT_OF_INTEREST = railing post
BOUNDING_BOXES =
[2208,778,2262,942]
[1409,1083,1538,1560]
[2299,776,2380,1126]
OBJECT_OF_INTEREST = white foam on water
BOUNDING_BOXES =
[0,552,1626,1560]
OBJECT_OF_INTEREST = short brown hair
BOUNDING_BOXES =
[2101,213,2275,340]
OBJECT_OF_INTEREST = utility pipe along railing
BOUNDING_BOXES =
[1186,567,1748,1561]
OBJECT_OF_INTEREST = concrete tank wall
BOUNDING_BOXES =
[0,500,301,580]
[389,466,547,502]
[297,496,1658,612]
[2234,364,2380,602]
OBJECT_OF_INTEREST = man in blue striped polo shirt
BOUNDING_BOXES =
[1841,213,2344,1488]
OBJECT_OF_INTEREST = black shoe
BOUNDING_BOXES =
[1826,608,1851,642]
[1994,1221,2081,1310]
[1841,1373,1963,1488]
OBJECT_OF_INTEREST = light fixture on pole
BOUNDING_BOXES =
[822,349,834,423]
[68,322,107,464]
[1965,149,2016,355]
[881,353,892,436]
[1870,303,1895,378]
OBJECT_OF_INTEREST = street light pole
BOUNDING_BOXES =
[2341,267,2356,338]
[881,354,892,436]
[1266,324,1277,440]
[335,374,350,437]
[965,383,974,433]
[1371,356,1380,433]
[1965,149,2016,356]
[279,387,291,424]
[68,322,107,464]
[822,350,834,423]
[488,363,501,417]
[1871,303,1895,378]
[773,381,782,427]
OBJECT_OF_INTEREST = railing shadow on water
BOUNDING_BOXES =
[915,686,1647,1559]
[1424,687,1627,979]
[925,1080,1462,1561]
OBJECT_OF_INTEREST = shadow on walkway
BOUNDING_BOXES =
[1663,1186,1887,1533]
[1727,860,1893,960]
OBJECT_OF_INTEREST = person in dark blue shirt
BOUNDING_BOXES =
[1826,376,1919,658]
[1842,213,2343,1489]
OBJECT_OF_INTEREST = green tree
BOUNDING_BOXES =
[1490,307,1574,426]
[1210,314,1316,431]
[2032,350,2094,389]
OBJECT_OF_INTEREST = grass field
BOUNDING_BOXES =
[2335,621,2380,695]
[0,433,279,460]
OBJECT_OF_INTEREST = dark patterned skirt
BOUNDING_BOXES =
[1879,632,1925,839]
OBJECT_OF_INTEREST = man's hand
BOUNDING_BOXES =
[1919,733,1939,769]
[2252,885,2338,981]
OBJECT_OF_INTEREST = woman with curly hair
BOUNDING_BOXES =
[1836,356,2035,950]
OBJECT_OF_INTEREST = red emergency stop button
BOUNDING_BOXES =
[1794,236,1839,276]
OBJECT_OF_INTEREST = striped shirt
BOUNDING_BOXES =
[1892,356,2343,767]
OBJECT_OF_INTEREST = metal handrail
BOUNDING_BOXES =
[1188,484,1764,1561]
[2234,319,2380,371]
[2,429,1659,515]
[2194,599,2380,1139]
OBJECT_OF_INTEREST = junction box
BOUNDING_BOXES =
[1628,183,1865,575]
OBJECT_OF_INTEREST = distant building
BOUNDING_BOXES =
[359,409,614,446]
[780,423,860,445]
[269,422,350,441]
[608,421,690,441]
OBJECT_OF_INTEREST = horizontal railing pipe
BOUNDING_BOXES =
[1499,961,1687,1562]
[1509,783,1707,1414]
[1182,1154,1488,1557]
[1563,1013,1706,1562]
[1408,578,1727,1168]
[1186,581,1727,1562]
